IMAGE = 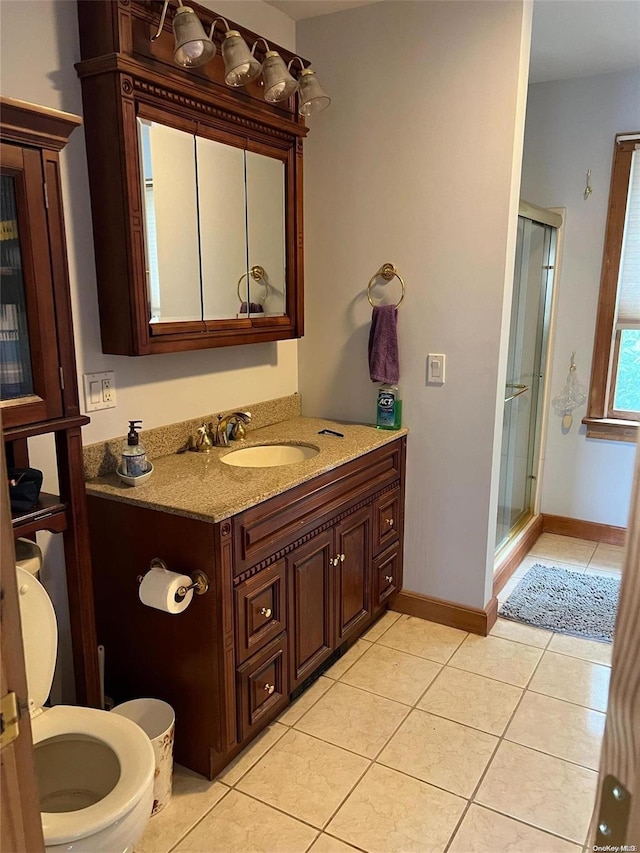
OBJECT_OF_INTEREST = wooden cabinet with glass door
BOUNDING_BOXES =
[1,96,101,708]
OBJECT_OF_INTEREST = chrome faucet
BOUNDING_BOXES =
[212,411,252,446]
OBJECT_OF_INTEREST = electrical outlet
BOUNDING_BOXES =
[83,371,116,412]
[102,377,114,403]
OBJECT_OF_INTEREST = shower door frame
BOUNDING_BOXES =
[494,201,564,563]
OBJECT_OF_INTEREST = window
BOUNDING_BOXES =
[584,134,640,441]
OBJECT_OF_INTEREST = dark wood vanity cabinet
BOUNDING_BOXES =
[76,0,307,355]
[87,437,406,779]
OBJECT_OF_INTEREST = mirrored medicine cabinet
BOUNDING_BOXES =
[76,0,307,355]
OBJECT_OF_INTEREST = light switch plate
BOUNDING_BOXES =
[427,354,446,385]
[83,371,116,411]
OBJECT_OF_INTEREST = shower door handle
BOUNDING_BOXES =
[504,384,530,404]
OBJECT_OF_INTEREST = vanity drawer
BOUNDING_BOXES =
[373,488,400,554]
[235,560,287,664]
[373,544,402,612]
[235,440,405,574]
[237,633,288,743]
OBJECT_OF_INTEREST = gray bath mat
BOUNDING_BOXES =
[499,564,620,642]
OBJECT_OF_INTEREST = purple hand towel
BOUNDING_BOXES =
[368,304,399,384]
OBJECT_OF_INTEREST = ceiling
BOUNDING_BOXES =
[265,0,640,83]
[265,0,380,21]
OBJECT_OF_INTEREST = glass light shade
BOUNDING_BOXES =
[222,31,262,87]
[173,6,215,68]
[262,51,298,103]
[297,69,331,116]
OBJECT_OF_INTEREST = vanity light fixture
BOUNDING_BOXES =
[152,0,215,68]
[253,39,298,103]
[209,18,262,87]
[150,4,331,114]
[288,57,331,115]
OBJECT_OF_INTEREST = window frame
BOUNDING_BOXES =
[584,133,640,442]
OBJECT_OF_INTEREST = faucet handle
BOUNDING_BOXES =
[230,421,247,441]
[194,423,213,452]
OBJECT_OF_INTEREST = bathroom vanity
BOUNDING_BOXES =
[85,416,406,779]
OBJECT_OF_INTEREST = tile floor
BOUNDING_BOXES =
[137,534,618,853]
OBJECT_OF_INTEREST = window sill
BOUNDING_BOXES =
[582,417,639,442]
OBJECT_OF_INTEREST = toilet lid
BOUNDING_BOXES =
[16,566,57,713]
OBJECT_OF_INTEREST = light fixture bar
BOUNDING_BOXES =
[149,4,330,113]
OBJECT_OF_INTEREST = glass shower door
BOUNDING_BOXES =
[496,216,555,553]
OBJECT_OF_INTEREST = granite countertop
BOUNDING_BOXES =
[85,417,407,523]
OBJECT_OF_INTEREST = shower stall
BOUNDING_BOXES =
[495,201,561,554]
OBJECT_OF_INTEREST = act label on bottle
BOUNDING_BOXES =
[377,391,396,427]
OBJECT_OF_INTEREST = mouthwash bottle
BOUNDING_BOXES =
[376,384,402,430]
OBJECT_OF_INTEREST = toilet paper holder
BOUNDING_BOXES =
[137,558,210,599]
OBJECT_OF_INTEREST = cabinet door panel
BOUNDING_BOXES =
[287,529,334,689]
[0,143,62,427]
[334,507,372,645]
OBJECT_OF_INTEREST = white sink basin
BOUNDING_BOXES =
[220,444,320,468]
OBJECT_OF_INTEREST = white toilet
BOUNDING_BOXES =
[17,565,156,852]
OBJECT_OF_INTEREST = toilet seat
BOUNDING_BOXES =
[32,705,155,846]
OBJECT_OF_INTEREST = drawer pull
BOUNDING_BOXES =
[385,575,393,584]
[386,518,394,527]
[260,607,272,619]
[263,683,275,695]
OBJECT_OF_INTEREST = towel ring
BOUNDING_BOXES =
[237,265,266,303]
[367,263,405,308]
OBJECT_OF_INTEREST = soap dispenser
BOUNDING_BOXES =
[121,420,147,477]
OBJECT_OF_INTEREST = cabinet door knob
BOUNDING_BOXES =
[385,575,394,584]
[386,517,394,527]
[263,683,275,695]
[340,553,345,562]
[331,556,339,566]
[260,607,272,618]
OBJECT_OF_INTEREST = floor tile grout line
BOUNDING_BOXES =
[469,800,590,848]
[372,635,466,667]
[464,649,596,846]
[317,683,422,835]
[167,784,232,852]
[525,684,609,714]
[501,732,603,773]
[228,785,343,835]
[277,678,337,729]
[438,685,524,853]
[220,723,291,789]
[275,716,402,764]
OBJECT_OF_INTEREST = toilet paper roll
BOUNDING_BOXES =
[138,568,194,614]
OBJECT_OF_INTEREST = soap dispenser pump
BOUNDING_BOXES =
[121,420,147,477]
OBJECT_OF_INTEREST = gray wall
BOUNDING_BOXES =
[521,70,640,528]
[298,0,531,609]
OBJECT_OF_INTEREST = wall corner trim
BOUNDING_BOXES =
[391,589,498,637]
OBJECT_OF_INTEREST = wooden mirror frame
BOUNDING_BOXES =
[76,0,308,355]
